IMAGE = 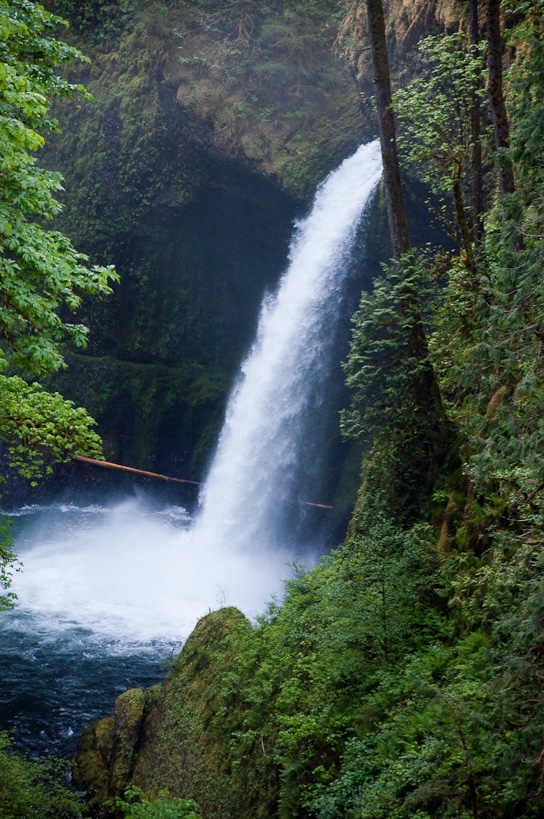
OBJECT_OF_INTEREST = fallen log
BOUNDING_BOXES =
[71,454,333,509]
[304,501,334,510]
[71,454,201,486]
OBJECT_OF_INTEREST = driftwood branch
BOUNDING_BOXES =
[71,454,201,486]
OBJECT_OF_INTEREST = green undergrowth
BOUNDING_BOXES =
[108,786,203,819]
[175,506,544,818]
[105,10,544,818]
[0,733,84,819]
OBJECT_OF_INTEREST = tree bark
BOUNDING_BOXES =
[469,0,484,245]
[365,0,410,259]
[486,0,515,195]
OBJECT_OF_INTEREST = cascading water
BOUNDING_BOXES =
[0,141,382,755]
[194,140,382,552]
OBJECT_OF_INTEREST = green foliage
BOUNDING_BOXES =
[341,254,435,443]
[0,372,102,608]
[48,0,129,41]
[394,32,489,276]
[0,513,18,609]
[187,508,544,818]
[427,18,544,526]
[0,0,118,374]
[341,252,450,523]
[394,33,486,204]
[0,732,84,818]
[0,375,102,480]
[0,0,118,607]
[109,786,202,819]
[164,521,447,819]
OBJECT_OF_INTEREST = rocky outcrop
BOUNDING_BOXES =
[74,607,249,817]
[73,717,116,812]
[336,0,466,88]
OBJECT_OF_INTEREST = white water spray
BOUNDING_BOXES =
[5,142,382,644]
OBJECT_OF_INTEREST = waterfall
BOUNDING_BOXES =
[194,141,382,553]
[3,141,382,646]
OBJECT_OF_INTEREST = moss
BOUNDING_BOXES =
[72,717,115,811]
[109,689,146,794]
[44,354,229,477]
[114,689,145,736]
[75,609,249,817]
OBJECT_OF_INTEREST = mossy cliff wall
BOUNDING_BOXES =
[42,0,364,478]
[42,0,461,480]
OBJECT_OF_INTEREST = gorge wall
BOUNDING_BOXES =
[64,0,471,814]
[42,0,362,481]
[41,0,458,483]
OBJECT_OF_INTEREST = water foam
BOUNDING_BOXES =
[7,500,291,645]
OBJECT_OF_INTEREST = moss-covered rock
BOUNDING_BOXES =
[72,717,115,812]
[110,688,146,794]
[75,608,249,817]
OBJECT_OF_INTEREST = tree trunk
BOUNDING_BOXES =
[469,0,484,245]
[451,158,477,283]
[486,0,515,195]
[365,0,410,259]
[364,0,455,500]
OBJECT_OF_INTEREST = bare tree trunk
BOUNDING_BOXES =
[486,0,515,195]
[365,0,410,259]
[469,0,484,245]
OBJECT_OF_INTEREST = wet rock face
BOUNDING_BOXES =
[74,608,249,817]
[336,0,466,89]
[39,0,448,481]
